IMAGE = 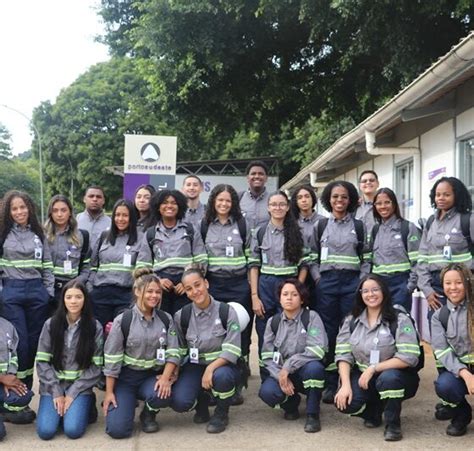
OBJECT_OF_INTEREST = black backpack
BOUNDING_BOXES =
[121,308,170,345]
[349,308,424,372]
[316,217,365,262]
[371,219,411,251]
[78,229,90,273]
[437,304,451,331]
[270,308,311,335]
[425,213,473,256]
[145,222,194,260]
[200,217,247,253]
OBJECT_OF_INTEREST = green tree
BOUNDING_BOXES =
[0,122,12,160]
[32,57,169,208]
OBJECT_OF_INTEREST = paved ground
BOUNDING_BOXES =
[3,343,474,450]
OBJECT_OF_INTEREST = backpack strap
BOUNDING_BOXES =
[301,308,310,331]
[316,217,329,264]
[270,313,281,336]
[236,217,247,251]
[180,303,193,338]
[79,229,90,272]
[425,214,435,232]
[256,221,269,247]
[146,226,156,260]
[353,218,365,260]
[156,309,171,331]
[349,316,357,334]
[96,230,108,264]
[238,191,245,201]
[438,304,450,331]
[120,309,134,345]
[400,219,410,252]
[371,223,380,246]
[184,221,194,245]
[218,302,230,329]
[200,221,209,243]
[460,213,473,255]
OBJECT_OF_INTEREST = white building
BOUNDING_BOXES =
[282,32,474,223]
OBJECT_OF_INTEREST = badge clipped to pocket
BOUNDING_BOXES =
[443,245,452,261]
[156,348,166,364]
[63,260,73,275]
[123,253,132,267]
[369,350,380,365]
[320,246,329,262]
[272,351,281,365]
[34,247,43,260]
[226,245,234,257]
[190,347,199,364]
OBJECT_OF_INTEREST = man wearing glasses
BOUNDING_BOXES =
[355,170,379,231]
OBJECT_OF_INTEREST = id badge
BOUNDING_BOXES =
[443,245,452,261]
[156,348,166,364]
[262,252,268,264]
[369,350,380,365]
[226,245,234,257]
[34,247,43,260]
[63,260,73,274]
[320,246,329,262]
[272,351,281,364]
[123,253,132,267]
[190,347,199,364]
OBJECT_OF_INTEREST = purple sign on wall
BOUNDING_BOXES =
[428,167,446,180]
[123,173,151,200]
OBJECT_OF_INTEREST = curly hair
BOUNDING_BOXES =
[320,181,359,214]
[106,198,138,246]
[290,184,317,218]
[372,188,402,223]
[268,191,303,265]
[0,190,44,245]
[352,274,397,323]
[204,184,242,224]
[44,194,81,247]
[148,190,188,227]
[430,177,472,213]
[277,278,310,308]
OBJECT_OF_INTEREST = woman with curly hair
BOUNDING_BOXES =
[0,190,54,421]
[248,191,307,377]
[311,180,370,404]
[136,189,207,315]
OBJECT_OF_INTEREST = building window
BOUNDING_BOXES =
[395,159,414,222]
[457,138,474,204]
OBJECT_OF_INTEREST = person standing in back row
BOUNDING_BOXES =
[355,170,380,233]
[182,175,206,228]
[77,186,111,250]
[239,160,271,233]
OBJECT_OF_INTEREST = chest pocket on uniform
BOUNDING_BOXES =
[212,324,227,338]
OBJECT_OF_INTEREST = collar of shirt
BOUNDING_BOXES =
[157,220,182,233]
[192,296,216,317]
[363,200,373,206]
[381,215,399,228]
[268,221,284,233]
[57,225,71,236]
[133,304,157,321]
[282,308,303,323]
[247,188,267,200]
[330,213,352,223]
[13,223,31,231]
[188,202,203,214]
[436,207,457,220]
[446,299,467,312]
[84,210,106,222]
[357,309,383,330]
[212,217,233,226]
[299,212,316,223]
[67,318,81,329]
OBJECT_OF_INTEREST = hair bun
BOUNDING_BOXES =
[133,267,155,280]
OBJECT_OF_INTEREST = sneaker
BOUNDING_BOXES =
[384,424,403,441]
[304,415,321,433]
[139,407,159,433]
[322,387,336,405]
[1,406,36,424]
[206,413,229,434]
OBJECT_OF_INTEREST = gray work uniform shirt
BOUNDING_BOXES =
[261,309,328,380]
[49,230,91,283]
[36,318,103,400]
[417,209,474,298]
[0,317,20,375]
[184,202,206,229]
[204,217,250,278]
[136,220,207,276]
[356,201,375,234]
[335,310,420,371]
[239,189,270,233]
[103,305,180,378]
[371,216,421,291]
[174,298,242,365]
[431,300,474,376]
[89,233,141,288]
[76,210,111,250]
[0,224,54,296]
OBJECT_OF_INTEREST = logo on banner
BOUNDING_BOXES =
[140,143,161,163]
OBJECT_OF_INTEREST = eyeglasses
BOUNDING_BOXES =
[269,202,288,209]
[360,287,382,295]
[374,200,392,207]
[360,178,377,184]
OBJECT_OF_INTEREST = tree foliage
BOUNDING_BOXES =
[0,122,12,160]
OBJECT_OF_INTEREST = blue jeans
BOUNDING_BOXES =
[90,285,133,327]
[379,273,412,311]
[36,394,92,440]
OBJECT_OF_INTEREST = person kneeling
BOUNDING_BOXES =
[258,279,327,433]
[334,275,421,441]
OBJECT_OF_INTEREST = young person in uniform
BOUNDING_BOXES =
[371,188,421,311]
[36,280,103,440]
[136,189,207,315]
[248,191,307,366]
[103,268,180,438]
[431,263,474,436]
[0,190,54,420]
[134,184,156,233]
[89,199,140,327]
[44,194,91,313]
[202,184,252,403]
[172,266,242,434]
[182,175,205,228]
[355,170,379,232]
[334,275,420,441]
[311,181,370,403]
[259,279,327,433]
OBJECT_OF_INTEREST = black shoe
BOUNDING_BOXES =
[446,422,468,437]
[206,413,229,433]
[363,416,382,428]
[435,405,454,421]
[139,406,159,433]
[1,406,36,424]
[384,424,403,441]
[284,410,300,421]
[88,400,98,424]
[193,407,211,424]
[304,414,321,433]
[322,387,336,405]
[231,389,244,406]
